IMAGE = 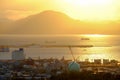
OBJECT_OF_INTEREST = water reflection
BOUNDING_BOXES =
[0,35,120,61]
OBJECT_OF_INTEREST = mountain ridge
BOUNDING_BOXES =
[0,10,120,34]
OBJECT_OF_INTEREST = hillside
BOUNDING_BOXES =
[0,10,120,34]
[7,10,76,34]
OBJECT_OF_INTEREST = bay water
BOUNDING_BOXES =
[0,35,120,61]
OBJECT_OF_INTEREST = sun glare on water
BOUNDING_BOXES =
[84,34,106,37]
[81,54,111,62]
[88,54,109,59]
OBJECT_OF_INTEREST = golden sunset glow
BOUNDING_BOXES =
[1,1,120,76]
[61,0,117,21]
[0,0,120,21]
[0,0,120,34]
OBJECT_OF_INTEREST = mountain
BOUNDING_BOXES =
[7,10,76,34]
[0,10,120,34]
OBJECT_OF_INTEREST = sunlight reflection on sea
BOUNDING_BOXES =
[0,35,120,61]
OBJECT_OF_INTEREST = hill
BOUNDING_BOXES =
[0,10,120,34]
[7,10,76,34]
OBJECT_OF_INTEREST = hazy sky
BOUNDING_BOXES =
[0,0,120,21]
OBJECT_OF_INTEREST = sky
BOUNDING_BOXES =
[0,0,120,21]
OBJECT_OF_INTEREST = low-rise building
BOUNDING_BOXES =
[12,48,25,60]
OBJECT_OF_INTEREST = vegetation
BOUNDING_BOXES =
[50,71,120,80]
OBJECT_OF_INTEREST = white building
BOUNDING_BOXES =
[12,48,25,60]
[0,48,10,60]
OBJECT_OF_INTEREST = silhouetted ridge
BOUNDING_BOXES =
[7,10,75,34]
[21,10,74,23]
[39,10,73,20]
[0,10,119,34]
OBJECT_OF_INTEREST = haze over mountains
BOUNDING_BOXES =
[0,10,120,34]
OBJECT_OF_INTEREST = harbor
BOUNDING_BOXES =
[0,35,120,80]
[0,56,120,80]
[0,48,120,80]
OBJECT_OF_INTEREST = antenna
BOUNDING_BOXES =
[69,46,76,61]
[68,46,80,72]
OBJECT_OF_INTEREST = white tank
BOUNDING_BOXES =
[68,61,80,72]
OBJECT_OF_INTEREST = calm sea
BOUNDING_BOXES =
[0,35,120,61]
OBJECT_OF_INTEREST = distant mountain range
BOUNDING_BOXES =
[0,10,120,34]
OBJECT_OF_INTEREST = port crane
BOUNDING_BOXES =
[0,44,93,71]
